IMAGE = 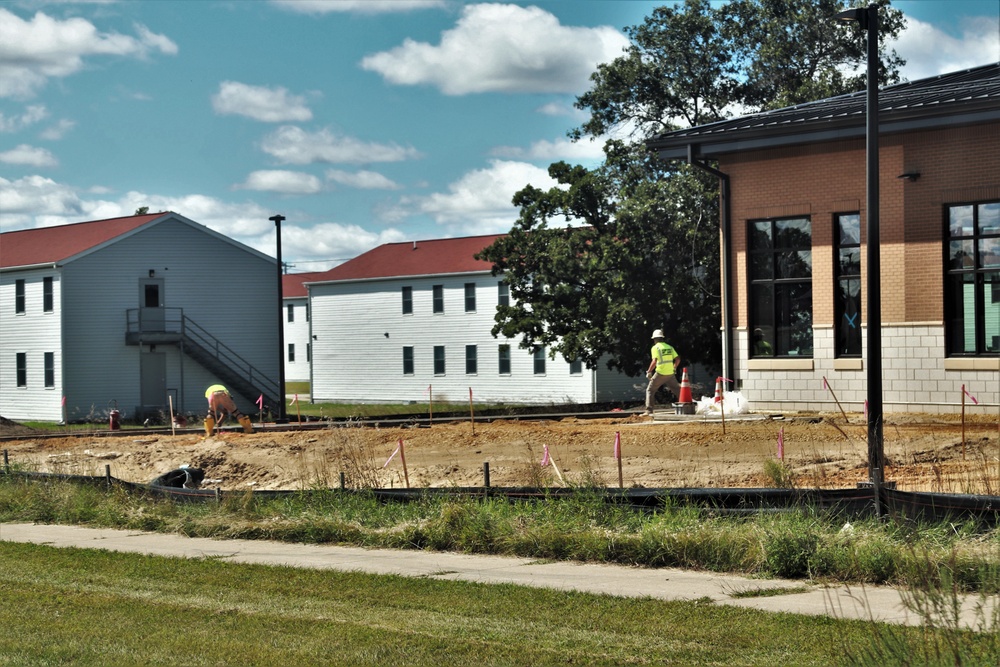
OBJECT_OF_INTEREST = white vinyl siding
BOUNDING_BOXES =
[309,274,633,404]
[0,269,63,420]
[283,296,311,383]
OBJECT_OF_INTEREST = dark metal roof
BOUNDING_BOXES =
[649,62,1000,159]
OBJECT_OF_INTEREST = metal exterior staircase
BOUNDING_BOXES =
[126,308,281,411]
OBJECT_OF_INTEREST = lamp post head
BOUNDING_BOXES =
[834,6,869,29]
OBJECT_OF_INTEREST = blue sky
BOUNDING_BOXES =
[1,0,998,271]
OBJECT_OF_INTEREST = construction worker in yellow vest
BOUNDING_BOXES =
[645,329,681,416]
[204,384,253,435]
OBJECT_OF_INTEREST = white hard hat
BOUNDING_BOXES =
[651,329,665,339]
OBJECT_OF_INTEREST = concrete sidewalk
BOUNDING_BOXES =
[0,522,992,629]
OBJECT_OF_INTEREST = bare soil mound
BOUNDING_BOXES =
[2,413,999,494]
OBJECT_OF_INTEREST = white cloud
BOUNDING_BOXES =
[892,15,1000,81]
[0,9,177,99]
[212,81,313,123]
[0,175,83,228]
[0,105,48,132]
[0,144,58,168]
[0,175,405,267]
[236,169,324,194]
[260,126,421,165]
[325,169,400,190]
[491,136,605,163]
[276,223,407,271]
[386,159,561,235]
[270,0,444,15]
[39,118,76,140]
[360,3,629,95]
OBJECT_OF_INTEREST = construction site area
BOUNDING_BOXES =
[3,408,1000,495]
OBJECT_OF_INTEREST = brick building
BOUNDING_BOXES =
[649,63,1000,413]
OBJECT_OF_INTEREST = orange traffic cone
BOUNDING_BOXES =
[678,368,693,403]
[713,377,723,404]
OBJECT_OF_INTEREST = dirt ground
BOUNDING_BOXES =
[3,412,1000,494]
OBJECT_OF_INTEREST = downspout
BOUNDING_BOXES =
[686,145,735,384]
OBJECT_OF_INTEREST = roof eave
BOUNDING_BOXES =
[650,107,1000,160]
[306,268,496,288]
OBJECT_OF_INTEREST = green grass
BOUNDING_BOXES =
[2,539,986,666]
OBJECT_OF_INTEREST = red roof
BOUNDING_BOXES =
[312,234,504,284]
[0,212,167,269]
[282,271,331,298]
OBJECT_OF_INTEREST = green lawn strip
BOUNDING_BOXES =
[0,541,897,666]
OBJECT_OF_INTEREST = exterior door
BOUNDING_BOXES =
[140,352,167,416]
[139,278,165,332]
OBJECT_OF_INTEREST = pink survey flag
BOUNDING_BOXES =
[256,394,264,409]
[963,385,979,405]
[540,444,551,467]
[822,376,829,390]
[777,427,784,461]
[61,396,66,406]
[383,440,402,468]
[613,431,621,460]
[290,394,298,405]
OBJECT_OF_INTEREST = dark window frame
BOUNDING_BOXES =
[403,346,414,375]
[16,352,27,387]
[465,344,477,374]
[464,283,476,312]
[433,345,446,375]
[533,346,546,375]
[401,286,413,315]
[43,277,53,312]
[15,279,25,314]
[498,344,511,375]
[834,213,862,358]
[286,303,294,323]
[44,351,55,388]
[945,200,1000,356]
[748,216,814,358]
[432,285,444,314]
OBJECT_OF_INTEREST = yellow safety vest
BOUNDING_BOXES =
[651,342,677,376]
[205,384,228,399]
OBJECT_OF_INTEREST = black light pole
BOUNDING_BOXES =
[270,214,286,422]
[835,4,882,494]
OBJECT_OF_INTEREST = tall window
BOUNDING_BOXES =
[306,343,311,363]
[403,346,414,375]
[433,345,446,374]
[43,277,53,312]
[287,304,294,322]
[946,201,1000,355]
[288,344,295,362]
[16,353,26,387]
[748,217,813,357]
[533,346,546,375]
[498,344,511,374]
[305,303,310,322]
[464,283,476,312]
[466,345,477,374]
[835,213,862,357]
[15,279,25,314]
[44,352,54,388]
[498,282,509,307]
[401,286,412,314]
[432,285,444,313]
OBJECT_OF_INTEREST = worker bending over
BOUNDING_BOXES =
[204,384,254,435]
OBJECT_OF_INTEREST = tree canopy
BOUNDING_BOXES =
[478,0,905,376]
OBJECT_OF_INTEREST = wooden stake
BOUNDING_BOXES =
[169,395,176,436]
[961,385,967,461]
[398,438,410,489]
[823,376,849,423]
[469,387,475,436]
[428,384,433,427]
[615,431,623,489]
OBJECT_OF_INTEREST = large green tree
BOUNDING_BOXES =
[478,0,905,375]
